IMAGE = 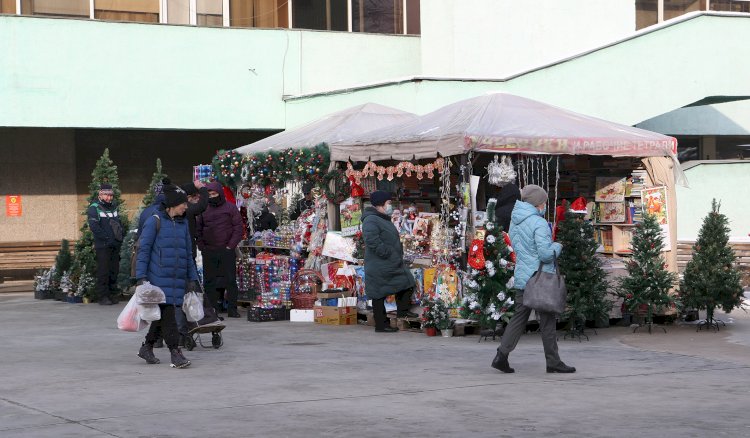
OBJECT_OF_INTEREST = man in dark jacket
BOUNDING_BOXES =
[196,182,244,317]
[290,182,314,221]
[494,183,521,233]
[180,180,209,258]
[361,191,417,332]
[253,204,278,232]
[87,183,125,305]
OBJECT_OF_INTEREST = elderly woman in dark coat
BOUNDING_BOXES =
[361,191,417,333]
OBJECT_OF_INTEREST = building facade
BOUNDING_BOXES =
[2,0,750,248]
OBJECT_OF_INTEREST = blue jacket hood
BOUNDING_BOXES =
[511,200,542,226]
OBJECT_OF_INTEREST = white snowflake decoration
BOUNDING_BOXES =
[486,234,496,244]
[497,292,506,301]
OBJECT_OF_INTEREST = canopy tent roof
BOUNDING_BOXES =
[329,93,679,162]
[235,103,417,155]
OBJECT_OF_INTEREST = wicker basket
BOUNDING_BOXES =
[291,269,324,309]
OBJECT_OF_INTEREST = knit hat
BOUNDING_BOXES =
[99,183,114,196]
[370,190,392,207]
[153,178,170,197]
[180,182,198,196]
[162,184,188,208]
[520,184,548,207]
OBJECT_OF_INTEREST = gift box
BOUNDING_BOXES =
[314,305,357,325]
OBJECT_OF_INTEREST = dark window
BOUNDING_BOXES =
[352,0,403,34]
[292,0,347,31]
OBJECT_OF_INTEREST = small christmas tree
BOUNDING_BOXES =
[618,212,678,332]
[459,199,516,330]
[556,208,611,338]
[141,158,167,208]
[53,239,72,283]
[71,148,129,300]
[681,200,744,331]
[118,159,168,290]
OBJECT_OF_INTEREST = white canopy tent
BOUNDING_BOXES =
[330,93,680,165]
[235,103,417,155]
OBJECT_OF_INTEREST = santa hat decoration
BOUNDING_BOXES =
[569,197,588,214]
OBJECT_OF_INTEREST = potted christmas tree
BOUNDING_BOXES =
[681,200,744,331]
[70,148,129,303]
[421,296,450,337]
[118,158,168,293]
[459,198,516,335]
[618,212,678,333]
[556,200,611,341]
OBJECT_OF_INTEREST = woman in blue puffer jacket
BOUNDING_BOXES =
[491,185,576,374]
[135,184,198,369]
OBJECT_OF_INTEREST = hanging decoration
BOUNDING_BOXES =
[487,155,517,187]
[212,149,244,188]
[468,239,486,270]
[320,169,348,204]
[344,158,446,184]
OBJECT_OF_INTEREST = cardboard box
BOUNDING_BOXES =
[290,309,314,322]
[317,290,355,299]
[314,305,357,325]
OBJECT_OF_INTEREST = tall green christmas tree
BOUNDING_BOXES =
[71,148,129,300]
[681,200,744,331]
[52,239,73,284]
[556,209,611,335]
[117,158,168,290]
[618,212,678,331]
[459,198,516,329]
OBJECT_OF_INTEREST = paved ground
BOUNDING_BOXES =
[1,292,750,438]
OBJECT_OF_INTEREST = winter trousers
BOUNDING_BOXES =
[203,248,238,312]
[145,304,180,349]
[372,288,413,331]
[95,246,120,299]
[497,291,563,368]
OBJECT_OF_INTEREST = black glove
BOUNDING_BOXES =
[188,281,200,293]
[136,278,146,286]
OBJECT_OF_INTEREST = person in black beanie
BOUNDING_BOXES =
[87,183,124,305]
[180,180,209,259]
[361,190,417,332]
[135,184,197,369]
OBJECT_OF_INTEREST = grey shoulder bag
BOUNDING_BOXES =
[523,255,567,314]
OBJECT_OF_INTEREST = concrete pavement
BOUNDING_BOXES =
[1,292,749,438]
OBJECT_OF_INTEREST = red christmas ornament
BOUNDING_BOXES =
[468,239,486,270]
[503,232,517,263]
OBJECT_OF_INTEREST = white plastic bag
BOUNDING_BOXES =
[117,294,148,332]
[135,281,166,304]
[138,303,161,322]
[182,291,205,322]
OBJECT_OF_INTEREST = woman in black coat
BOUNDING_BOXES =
[362,191,416,333]
[494,183,521,233]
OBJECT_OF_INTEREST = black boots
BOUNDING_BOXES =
[137,343,160,364]
[170,348,191,369]
[491,351,515,373]
[397,311,419,318]
[546,363,576,373]
[227,308,241,318]
[375,326,399,333]
[153,338,164,348]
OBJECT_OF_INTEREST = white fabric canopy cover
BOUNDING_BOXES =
[329,93,678,162]
[235,103,416,155]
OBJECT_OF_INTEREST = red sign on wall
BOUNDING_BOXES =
[6,195,22,217]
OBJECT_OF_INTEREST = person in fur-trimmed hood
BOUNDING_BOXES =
[361,191,417,333]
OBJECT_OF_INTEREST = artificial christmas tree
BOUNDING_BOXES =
[556,207,611,340]
[117,159,168,290]
[53,239,72,284]
[459,199,516,331]
[618,212,677,333]
[71,148,129,300]
[681,200,744,331]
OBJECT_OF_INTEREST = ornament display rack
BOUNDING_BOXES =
[557,156,649,259]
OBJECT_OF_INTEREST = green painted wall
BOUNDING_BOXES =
[286,14,750,128]
[677,161,750,242]
[0,15,420,130]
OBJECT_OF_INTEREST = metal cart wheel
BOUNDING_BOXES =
[185,336,196,351]
[211,332,222,349]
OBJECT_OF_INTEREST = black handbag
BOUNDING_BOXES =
[522,255,567,314]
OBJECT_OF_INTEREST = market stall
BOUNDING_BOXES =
[329,92,686,327]
[207,103,416,322]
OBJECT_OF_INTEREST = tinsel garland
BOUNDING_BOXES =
[345,158,446,184]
